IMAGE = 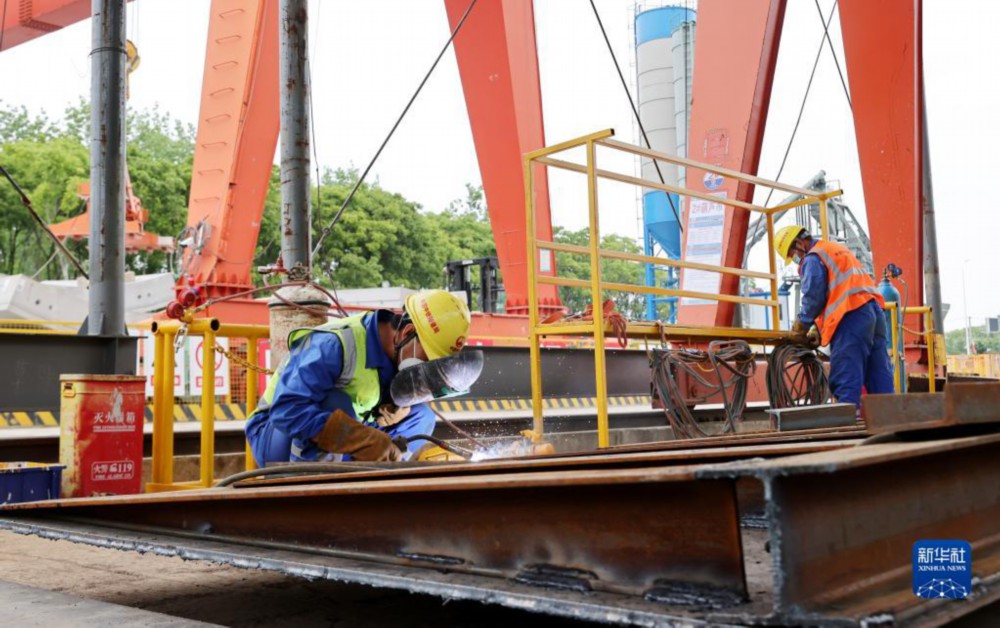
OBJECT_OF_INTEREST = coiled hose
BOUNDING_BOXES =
[650,340,755,439]
[765,342,831,408]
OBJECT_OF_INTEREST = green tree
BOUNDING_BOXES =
[945,325,1000,355]
[124,107,195,273]
[0,129,89,277]
[552,226,646,320]
[310,169,446,290]
[0,102,193,278]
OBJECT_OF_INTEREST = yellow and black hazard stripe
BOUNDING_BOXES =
[429,395,651,413]
[0,411,59,427]
[1,403,249,428]
[1,396,651,427]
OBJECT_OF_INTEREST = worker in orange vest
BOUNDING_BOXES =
[775,226,894,406]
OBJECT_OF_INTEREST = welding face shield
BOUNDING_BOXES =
[389,349,485,407]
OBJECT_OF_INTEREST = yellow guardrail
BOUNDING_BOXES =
[147,318,269,492]
[523,128,839,447]
[884,303,941,393]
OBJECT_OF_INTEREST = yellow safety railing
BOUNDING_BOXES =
[524,128,842,447]
[0,319,81,335]
[885,303,941,393]
[147,318,269,492]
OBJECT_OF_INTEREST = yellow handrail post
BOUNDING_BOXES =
[245,337,260,471]
[765,212,780,331]
[155,330,177,485]
[200,328,217,487]
[586,140,610,448]
[150,330,169,485]
[819,197,830,241]
[524,157,544,439]
[888,303,901,393]
[925,308,936,393]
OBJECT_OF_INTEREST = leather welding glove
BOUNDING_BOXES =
[790,320,811,346]
[376,404,410,428]
[313,409,405,462]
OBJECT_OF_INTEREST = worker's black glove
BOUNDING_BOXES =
[790,320,811,346]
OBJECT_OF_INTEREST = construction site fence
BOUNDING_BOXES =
[523,128,841,448]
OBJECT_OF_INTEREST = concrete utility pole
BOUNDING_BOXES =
[87,0,127,335]
[279,0,312,273]
[270,0,329,367]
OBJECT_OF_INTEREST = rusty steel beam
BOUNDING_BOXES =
[231,439,858,490]
[3,466,748,601]
[766,403,857,432]
[864,382,1000,434]
[698,433,1000,623]
[0,515,744,625]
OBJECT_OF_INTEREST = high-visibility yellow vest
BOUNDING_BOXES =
[251,313,383,425]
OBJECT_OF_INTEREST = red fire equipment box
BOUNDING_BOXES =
[59,374,145,498]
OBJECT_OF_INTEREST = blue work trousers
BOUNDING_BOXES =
[828,299,895,407]
[246,397,436,465]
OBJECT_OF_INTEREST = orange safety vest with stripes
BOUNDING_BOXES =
[803,240,884,345]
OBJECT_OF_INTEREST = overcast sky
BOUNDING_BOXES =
[0,0,997,330]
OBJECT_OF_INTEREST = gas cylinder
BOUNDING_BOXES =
[877,266,905,392]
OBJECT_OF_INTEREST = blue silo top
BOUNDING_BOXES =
[635,6,697,46]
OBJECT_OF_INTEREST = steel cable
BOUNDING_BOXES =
[311,0,479,262]
[588,0,682,232]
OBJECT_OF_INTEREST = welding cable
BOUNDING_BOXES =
[214,462,387,488]
[707,340,756,431]
[404,434,474,459]
[310,0,479,262]
[765,342,830,409]
[650,342,754,439]
[429,406,487,450]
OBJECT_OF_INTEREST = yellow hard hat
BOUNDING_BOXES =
[405,290,471,360]
[774,225,807,264]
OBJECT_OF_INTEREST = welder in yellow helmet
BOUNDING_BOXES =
[245,290,473,464]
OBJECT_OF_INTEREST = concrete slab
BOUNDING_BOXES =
[0,580,215,627]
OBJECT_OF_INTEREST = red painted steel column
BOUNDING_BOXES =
[181,0,281,302]
[839,0,923,310]
[677,0,786,328]
[444,0,560,315]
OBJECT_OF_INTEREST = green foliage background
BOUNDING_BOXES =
[0,102,651,319]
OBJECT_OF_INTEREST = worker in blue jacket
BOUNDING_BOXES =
[775,226,894,406]
[245,290,471,464]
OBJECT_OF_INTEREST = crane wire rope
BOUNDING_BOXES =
[813,0,852,111]
[310,0,479,264]
[762,0,839,209]
[588,0,683,232]
[0,164,89,278]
